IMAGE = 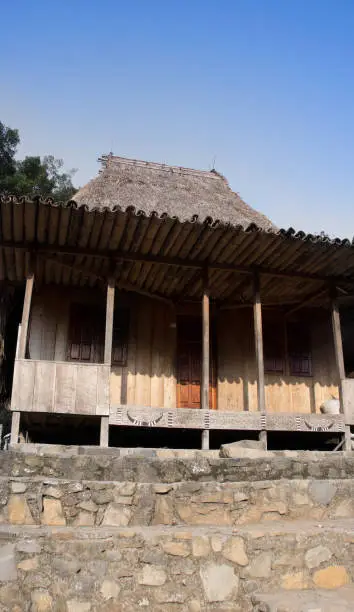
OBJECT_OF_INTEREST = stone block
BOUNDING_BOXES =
[211,535,227,552]
[11,482,26,494]
[30,590,53,612]
[305,545,333,569]
[308,481,337,505]
[0,544,17,582]
[176,503,232,525]
[222,537,248,566]
[41,498,66,526]
[192,536,210,557]
[152,496,174,525]
[17,557,39,571]
[101,504,131,526]
[91,489,114,505]
[73,511,95,526]
[162,540,190,557]
[77,500,98,513]
[247,552,272,578]
[281,571,309,589]
[313,565,350,588]
[100,579,120,600]
[138,565,167,586]
[43,486,62,499]
[8,495,35,525]
[200,563,239,602]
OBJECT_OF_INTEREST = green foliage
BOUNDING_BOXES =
[0,121,77,201]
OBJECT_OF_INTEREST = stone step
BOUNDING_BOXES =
[0,520,353,611]
[2,449,354,482]
[252,586,354,611]
[2,476,354,528]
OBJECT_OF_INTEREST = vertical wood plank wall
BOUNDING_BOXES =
[28,286,338,414]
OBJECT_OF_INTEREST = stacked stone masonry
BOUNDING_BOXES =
[0,450,353,611]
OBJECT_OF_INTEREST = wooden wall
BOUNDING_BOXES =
[28,286,338,414]
[28,286,176,410]
[217,308,338,414]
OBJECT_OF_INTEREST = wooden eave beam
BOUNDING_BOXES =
[284,286,329,318]
[2,241,353,284]
[38,254,173,305]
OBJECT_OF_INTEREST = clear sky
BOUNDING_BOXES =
[1,0,354,237]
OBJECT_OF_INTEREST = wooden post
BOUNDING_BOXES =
[10,412,20,446]
[104,279,115,366]
[201,269,210,450]
[101,278,115,447]
[330,287,351,451]
[18,274,34,359]
[253,270,267,448]
[11,272,34,447]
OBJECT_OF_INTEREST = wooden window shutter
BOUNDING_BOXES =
[287,320,312,376]
[263,313,284,374]
[68,304,104,363]
[112,309,129,366]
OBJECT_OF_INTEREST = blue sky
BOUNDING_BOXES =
[1,0,354,236]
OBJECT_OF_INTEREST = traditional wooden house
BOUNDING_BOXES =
[2,155,354,450]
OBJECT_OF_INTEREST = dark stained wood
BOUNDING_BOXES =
[253,270,266,413]
[176,316,217,410]
[18,274,34,359]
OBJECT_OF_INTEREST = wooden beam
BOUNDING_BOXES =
[2,241,353,283]
[39,255,173,304]
[253,270,266,413]
[201,269,210,450]
[330,286,351,451]
[18,274,34,359]
[285,286,328,318]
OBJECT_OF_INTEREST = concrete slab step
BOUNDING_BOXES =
[252,586,354,611]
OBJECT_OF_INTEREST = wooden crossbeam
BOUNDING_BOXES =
[39,254,173,305]
[285,286,328,318]
[2,241,353,283]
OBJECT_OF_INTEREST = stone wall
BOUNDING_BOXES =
[1,477,354,528]
[0,449,354,611]
[0,522,353,611]
[3,450,354,482]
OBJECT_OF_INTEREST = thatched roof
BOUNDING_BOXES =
[73,155,274,230]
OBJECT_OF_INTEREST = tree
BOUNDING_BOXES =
[0,120,77,201]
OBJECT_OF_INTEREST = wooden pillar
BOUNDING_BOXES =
[330,287,351,451]
[253,270,267,448]
[18,273,34,359]
[201,270,210,450]
[101,278,115,447]
[10,411,20,446]
[11,272,34,446]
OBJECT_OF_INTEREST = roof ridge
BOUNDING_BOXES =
[99,154,222,180]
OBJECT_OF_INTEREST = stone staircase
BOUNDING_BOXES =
[0,446,353,611]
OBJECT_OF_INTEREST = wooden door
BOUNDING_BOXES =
[177,316,217,409]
